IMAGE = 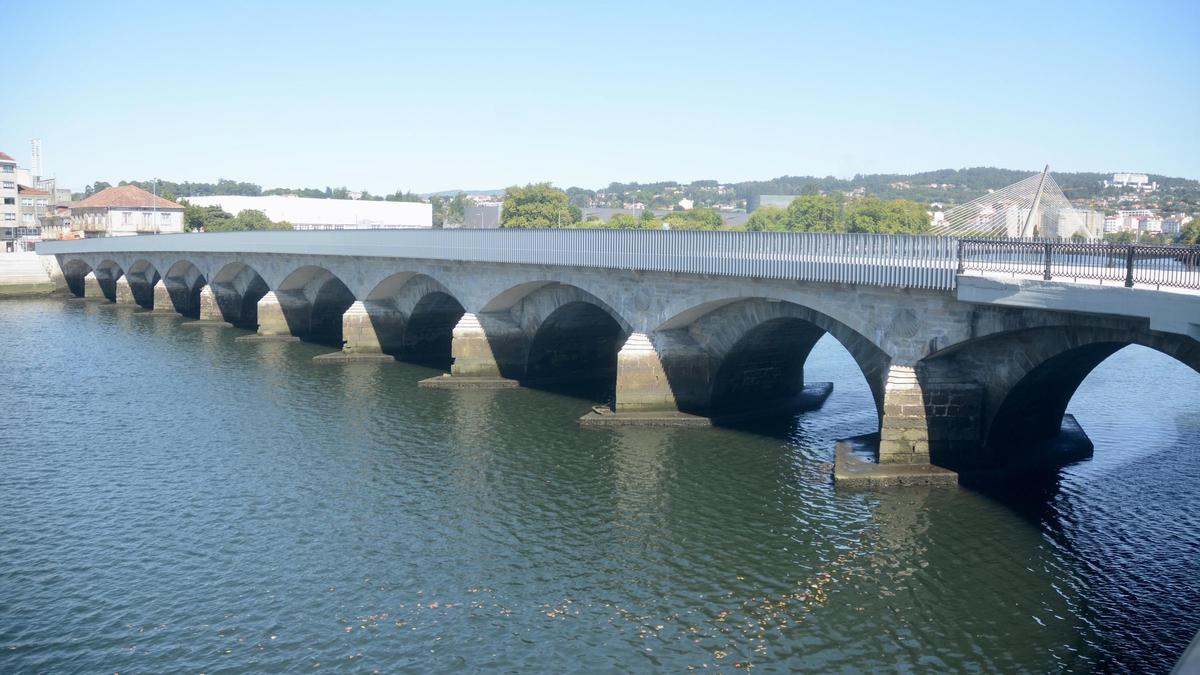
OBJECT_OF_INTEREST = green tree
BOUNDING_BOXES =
[746,206,789,231]
[197,208,291,232]
[385,189,424,202]
[499,183,578,228]
[1179,219,1200,246]
[606,213,650,229]
[663,207,723,230]
[841,197,930,234]
[787,195,839,232]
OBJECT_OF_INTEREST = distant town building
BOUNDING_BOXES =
[461,203,502,229]
[0,151,17,251]
[186,195,431,230]
[71,185,185,237]
[1105,173,1158,192]
[756,195,797,210]
[677,198,694,210]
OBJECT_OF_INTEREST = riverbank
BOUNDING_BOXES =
[0,252,62,297]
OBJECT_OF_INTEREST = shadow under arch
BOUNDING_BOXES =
[93,259,125,302]
[211,261,270,328]
[652,297,891,421]
[125,259,161,309]
[276,265,357,346]
[61,258,93,297]
[923,324,1200,472]
[363,272,466,366]
[482,281,632,401]
[162,259,208,317]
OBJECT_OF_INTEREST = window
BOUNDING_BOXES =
[123,212,132,226]
[143,212,152,226]
[3,213,14,221]
[3,197,13,205]
[21,198,32,206]
[2,181,14,189]
[36,199,47,207]
[22,213,33,223]
[161,212,170,223]
[0,164,13,173]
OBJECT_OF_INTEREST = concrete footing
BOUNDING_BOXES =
[418,374,520,389]
[580,382,835,428]
[235,334,300,343]
[312,352,396,363]
[833,434,959,489]
[180,319,235,328]
[579,408,713,427]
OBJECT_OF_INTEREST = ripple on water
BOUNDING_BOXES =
[0,300,1196,671]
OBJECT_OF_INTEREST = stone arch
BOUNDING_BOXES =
[125,259,161,309]
[93,259,125,302]
[212,261,270,328]
[926,324,1200,469]
[61,258,93,297]
[163,259,208,317]
[470,282,633,391]
[354,272,467,364]
[650,297,891,417]
[275,265,357,346]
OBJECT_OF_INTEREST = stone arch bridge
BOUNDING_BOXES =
[41,231,1200,484]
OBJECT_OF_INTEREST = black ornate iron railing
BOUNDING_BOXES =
[957,239,1200,290]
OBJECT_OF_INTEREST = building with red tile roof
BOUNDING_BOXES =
[71,184,185,237]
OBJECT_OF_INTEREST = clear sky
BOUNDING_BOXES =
[3,0,1198,193]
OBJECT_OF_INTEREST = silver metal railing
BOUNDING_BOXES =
[39,229,961,290]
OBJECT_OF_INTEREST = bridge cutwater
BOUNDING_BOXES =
[39,230,1200,486]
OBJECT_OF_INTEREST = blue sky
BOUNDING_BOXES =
[3,0,1197,192]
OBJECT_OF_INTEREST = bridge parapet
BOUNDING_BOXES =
[40,230,959,291]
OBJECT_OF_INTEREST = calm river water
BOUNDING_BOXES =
[1,298,1197,672]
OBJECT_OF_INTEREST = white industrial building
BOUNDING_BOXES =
[187,195,431,230]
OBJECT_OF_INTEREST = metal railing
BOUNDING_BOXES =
[39,229,960,290]
[958,239,1200,290]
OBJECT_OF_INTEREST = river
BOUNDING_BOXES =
[1,297,1197,672]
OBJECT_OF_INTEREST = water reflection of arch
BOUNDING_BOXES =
[652,297,890,419]
[211,261,270,328]
[162,259,208,317]
[276,265,357,346]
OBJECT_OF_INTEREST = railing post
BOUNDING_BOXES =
[1043,242,1053,281]
[1124,245,1135,288]
[956,239,965,274]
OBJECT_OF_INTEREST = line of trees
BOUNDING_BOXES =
[498,183,729,230]
[745,195,931,234]
[181,201,291,232]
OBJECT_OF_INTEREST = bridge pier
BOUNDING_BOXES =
[114,276,137,306]
[419,313,521,388]
[313,301,399,363]
[82,271,103,301]
[181,285,234,327]
[237,291,299,342]
[150,280,176,314]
